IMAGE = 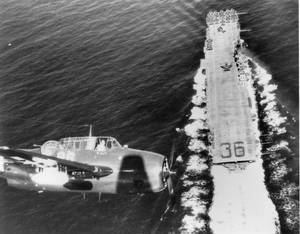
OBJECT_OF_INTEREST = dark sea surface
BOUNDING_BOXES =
[0,0,298,234]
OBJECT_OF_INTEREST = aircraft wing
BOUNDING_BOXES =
[0,148,113,178]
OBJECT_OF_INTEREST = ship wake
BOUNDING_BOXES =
[178,51,287,233]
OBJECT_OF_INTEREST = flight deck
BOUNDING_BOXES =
[203,10,257,164]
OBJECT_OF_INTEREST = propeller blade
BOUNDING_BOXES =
[168,139,176,168]
[167,175,174,196]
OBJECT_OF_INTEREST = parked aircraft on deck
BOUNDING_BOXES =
[220,62,232,71]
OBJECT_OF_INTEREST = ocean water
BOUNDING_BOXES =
[0,0,298,234]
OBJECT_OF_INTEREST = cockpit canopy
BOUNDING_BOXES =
[59,136,122,151]
[40,136,123,156]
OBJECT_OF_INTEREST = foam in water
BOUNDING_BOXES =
[184,119,208,138]
[188,138,207,153]
[252,62,287,134]
[179,50,283,233]
[249,57,299,231]
[179,154,210,233]
[189,106,207,120]
[210,160,280,234]
[179,68,211,233]
[208,53,280,234]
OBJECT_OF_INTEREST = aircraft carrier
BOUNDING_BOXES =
[199,10,279,233]
[202,10,258,167]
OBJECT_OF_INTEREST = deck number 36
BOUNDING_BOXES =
[220,141,245,158]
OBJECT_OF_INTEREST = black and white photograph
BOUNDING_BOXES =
[0,0,298,234]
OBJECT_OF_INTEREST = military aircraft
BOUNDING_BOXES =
[0,126,176,200]
[220,62,232,71]
[217,26,226,33]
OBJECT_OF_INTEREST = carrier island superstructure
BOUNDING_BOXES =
[202,10,258,167]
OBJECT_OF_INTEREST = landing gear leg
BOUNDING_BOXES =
[98,192,102,202]
[82,192,86,200]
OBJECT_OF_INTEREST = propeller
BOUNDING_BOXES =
[168,138,176,169]
[167,172,174,196]
[163,139,177,196]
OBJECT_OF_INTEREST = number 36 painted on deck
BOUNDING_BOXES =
[220,141,245,158]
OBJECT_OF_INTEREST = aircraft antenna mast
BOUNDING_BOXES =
[89,124,93,137]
